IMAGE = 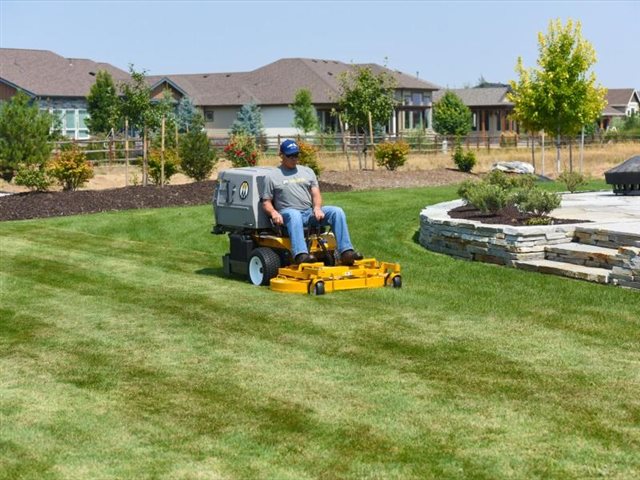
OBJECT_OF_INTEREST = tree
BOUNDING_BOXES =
[230,102,264,140]
[119,65,156,133]
[432,91,472,136]
[86,70,120,135]
[179,128,217,181]
[176,96,200,133]
[0,91,54,182]
[337,66,396,134]
[290,89,318,134]
[118,65,158,185]
[509,19,607,170]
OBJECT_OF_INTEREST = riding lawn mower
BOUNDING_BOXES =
[212,167,402,295]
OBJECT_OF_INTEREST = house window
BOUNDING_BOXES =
[204,109,214,122]
[472,113,477,131]
[78,109,90,139]
[412,93,423,105]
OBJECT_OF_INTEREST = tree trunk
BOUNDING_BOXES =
[556,128,561,175]
[143,127,148,187]
[530,131,536,171]
[569,138,573,173]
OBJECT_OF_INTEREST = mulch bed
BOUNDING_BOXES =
[0,180,352,222]
[448,203,586,226]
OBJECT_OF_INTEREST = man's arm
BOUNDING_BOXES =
[262,198,283,225]
[311,186,324,221]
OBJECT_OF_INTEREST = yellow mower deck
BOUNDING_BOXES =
[270,258,401,294]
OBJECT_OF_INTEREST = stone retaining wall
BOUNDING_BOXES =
[419,200,578,266]
[610,247,640,289]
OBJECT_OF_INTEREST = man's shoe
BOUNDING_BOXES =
[340,249,363,266]
[294,253,316,264]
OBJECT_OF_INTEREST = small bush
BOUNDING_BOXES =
[526,216,554,225]
[47,145,94,191]
[486,170,537,191]
[558,171,587,193]
[297,141,322,176]
[180,130,217,181]
[485,170,511,190]
[147,148,180,186]
[509,174,537,190]
[374,141,409,171]
[465,182,509,214]
[224,133,259,167]
[14,164,51,191]
[452,144,476,172]
[457,180,477,203]
[514,188,561,217]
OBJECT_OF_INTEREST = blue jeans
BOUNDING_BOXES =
[281,206,354,258]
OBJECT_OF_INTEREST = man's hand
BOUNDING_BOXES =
[271,211,284,225]
[313,207,325,222]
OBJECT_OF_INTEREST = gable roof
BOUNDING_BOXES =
[0,48,130,97]
[432,87,513,107]
[606,88,638,107]
[147,58,440,107]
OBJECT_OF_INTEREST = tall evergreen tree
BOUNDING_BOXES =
[0,92,53,181]
[86,70,120,135]
[291,89,318,133]
[176,96,199,132]
[230,102,264,139]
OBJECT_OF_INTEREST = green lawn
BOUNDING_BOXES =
[1,182,639,480]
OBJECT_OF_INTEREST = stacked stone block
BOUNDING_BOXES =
[419,200,575,266]
[610,247,640,289]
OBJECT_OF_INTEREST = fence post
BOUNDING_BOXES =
[125,118,129,187]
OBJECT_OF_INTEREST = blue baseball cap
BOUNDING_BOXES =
[280,139,300,156]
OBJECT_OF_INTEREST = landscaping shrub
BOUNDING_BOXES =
[47,144,94,191]
[374,140,409,171]
[558,171,587,193]
[452,143,476,172]
[179,130,218,181]
[224,133,259,167]
[14,164,51,191]
[514,188,561,218]
[147,148,180,185]
[297,140,322,176]
[465,182,509,214]
[486,170,536,190]
[456,180,476,202]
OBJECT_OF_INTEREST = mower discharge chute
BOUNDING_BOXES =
[212,167,401,295]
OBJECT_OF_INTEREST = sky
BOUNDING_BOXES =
[1,0,638,89]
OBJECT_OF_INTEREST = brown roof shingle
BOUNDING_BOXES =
[148,58,440,106]
[0,48,129,97]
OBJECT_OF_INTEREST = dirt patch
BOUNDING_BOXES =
[448,203,586,227]
[0,168,477,222]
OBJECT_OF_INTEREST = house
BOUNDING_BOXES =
[146,58,440,137]
[0,48,130,139]
[432,86,516,137]
[600,88,640,129]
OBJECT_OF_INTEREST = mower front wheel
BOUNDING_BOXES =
[248,248,281,286]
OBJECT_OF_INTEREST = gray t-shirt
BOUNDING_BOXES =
[263,165,319,211]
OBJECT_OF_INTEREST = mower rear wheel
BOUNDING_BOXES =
[248,248,281,286]
[391,275,402,288]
